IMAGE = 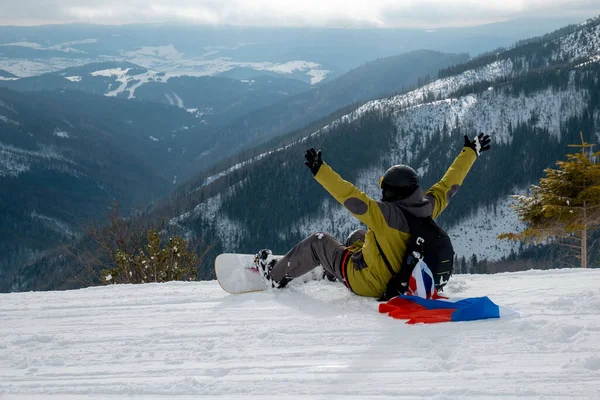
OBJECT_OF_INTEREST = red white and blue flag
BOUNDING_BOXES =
[405,259,439,299]
[379,295,501,324]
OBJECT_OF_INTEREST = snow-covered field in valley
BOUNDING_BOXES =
[1,269,600,399]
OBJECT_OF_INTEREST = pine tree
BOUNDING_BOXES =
[500,133,600,268]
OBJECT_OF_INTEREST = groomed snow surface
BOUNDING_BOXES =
[1,269,600,399]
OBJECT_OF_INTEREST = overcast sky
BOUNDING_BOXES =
[1,0,599,28]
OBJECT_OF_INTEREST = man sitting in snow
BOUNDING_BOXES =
[255,133,491,298]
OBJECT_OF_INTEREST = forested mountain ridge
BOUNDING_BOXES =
[0,87,210,288]
[162,16,600,276]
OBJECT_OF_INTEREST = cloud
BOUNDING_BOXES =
[0,0,599,27]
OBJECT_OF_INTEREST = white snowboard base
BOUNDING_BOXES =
[214,253,326,294]
[214,253,272,294]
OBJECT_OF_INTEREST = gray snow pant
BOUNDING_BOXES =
[270,229,367,283]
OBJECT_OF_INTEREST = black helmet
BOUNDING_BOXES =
[380,165,419,200]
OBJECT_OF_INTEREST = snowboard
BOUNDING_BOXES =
[215,253,275,294]
[214,253,327,294]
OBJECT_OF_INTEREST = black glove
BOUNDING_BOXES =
[304,148,323,175]
[378,274,408,302]
[464,133,491,156]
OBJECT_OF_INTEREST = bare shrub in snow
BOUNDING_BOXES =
[101,229,199,284]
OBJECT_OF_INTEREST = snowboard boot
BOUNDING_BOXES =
[322,269,337,282]
[254,249,290,289]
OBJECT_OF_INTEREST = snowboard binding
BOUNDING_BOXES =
[254,249,289,289]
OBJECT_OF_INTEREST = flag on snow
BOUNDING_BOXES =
[379,295,501,324]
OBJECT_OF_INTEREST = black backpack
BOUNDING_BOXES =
[376,211,454,301]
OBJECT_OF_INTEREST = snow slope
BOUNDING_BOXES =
[1,269,600,399]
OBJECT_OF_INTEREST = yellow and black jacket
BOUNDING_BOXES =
[314,147,478,298]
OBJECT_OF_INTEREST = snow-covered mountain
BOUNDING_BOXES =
[0,61,311,126]
[0,31,333,84]
[0,18,589,82]
[1,268,599,398]
[164,16,600,270]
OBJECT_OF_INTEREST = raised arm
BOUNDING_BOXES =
[426,133,491,219]
[304,148,389,230]
[315,162,389,230]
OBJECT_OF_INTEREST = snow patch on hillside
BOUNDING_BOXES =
[449,193,523,262]
[0,143,71,178]
[164,92,176,106]
[204,152,274,186]
[54,38,99,47]
[170,183,245,249]
[316,59,514,136]
[0,149,30,177]
[53,129,69,138]
[164,92,188,108]
[256,60,330,84]
[0,100,16,113]
[0,39,97,56]
[0,59,94,78]
[171,92,185,108]
[30,212,76,237]
[122,45,331,84]
[391,86,588,158]
[125,78,150,100]
[64,76,82,82]
[575,54,600,68]
[264,60,320,74]
[91,67,167,99]
[1,40,330,83]
[0,41,42,49]
[121,45,184,61]
[0,115,20,126]
[307,69,329,84]
[92,68,132,97]
[555,22,600,62]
